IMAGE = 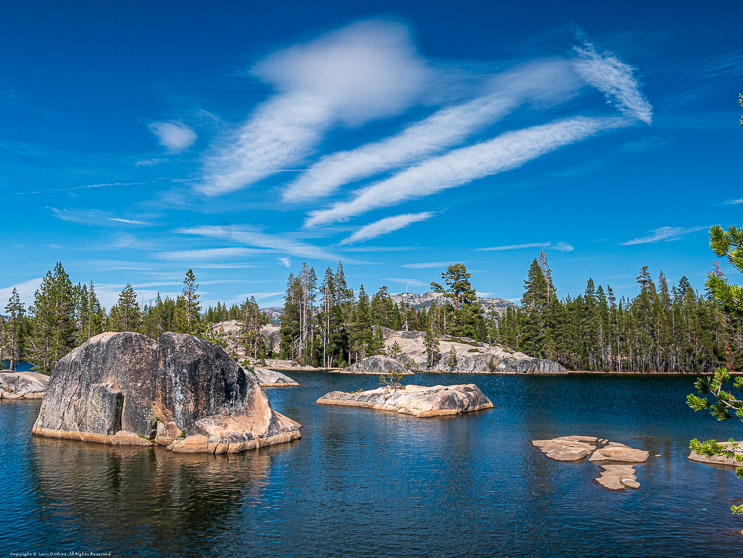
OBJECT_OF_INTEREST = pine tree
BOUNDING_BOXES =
[430,263,482,337]
[4,288,25,371]
[424,325,440,369]
[108,284,142,332]
[176,269,203,336]
[29,262,77,373]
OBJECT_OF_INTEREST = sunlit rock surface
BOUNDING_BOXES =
[0,372,50,399]
[317,384,493,417]
[342,355,412,375]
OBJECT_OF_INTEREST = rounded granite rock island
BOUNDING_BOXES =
[32,331,301,454]
[316,384,493,417]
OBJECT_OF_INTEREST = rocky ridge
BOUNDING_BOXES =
[342,355,412,375]
[316,384,493,417]
[33,332,300,454]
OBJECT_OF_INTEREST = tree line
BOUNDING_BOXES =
[1,255,739,374]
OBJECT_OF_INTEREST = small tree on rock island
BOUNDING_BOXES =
[424,326,440,369]
[449,346,458,370]
[688,223,743,514]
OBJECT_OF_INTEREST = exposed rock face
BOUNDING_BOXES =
[377,328,565,374]
[316,384,493,417]
[688,441,743,467]
[33,332,301,453]
[595,464,640,490]
[589,442,649,463]
[208,320,281,360]
[532,435,648,490]
[531,436,598,462]
[251,367,299,387]
[0,372,50,399]
[343,355,412,375]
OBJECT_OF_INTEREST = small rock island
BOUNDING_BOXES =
[316,384,493,417]
[33,331,301,454]
[0,372,50,400]
[252,367,299,387]
[532,435,649,491]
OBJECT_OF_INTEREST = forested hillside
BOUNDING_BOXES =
[0,254,739,373]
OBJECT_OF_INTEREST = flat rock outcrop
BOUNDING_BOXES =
[377,328,565,374]
[531,436,598,461]
[316,384,493,417]
[595,464,640,490]
[343,355,412,375]
[688,441,743,467]
[532,435,647,491]
[33,332,301,453]
[589,442,649,463]
[251,367,299,387]
[0,372,50,399]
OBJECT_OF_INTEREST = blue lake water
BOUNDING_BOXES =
[1,372,743,557]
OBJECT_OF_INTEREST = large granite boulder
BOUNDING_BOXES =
[33,332,301,453]
[316,384,493,417]
[589,442,649,463]
[0,372,50,399]
[343,355,412,375]
[251,367,299,387]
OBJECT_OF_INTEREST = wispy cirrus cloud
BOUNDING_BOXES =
[282,59,581,202]
[50,208,153,227]
[177,225,341,261]
[478,241,574,252]
[109,217,151,225]
[572,36,653,124]
[620,226,707,246]
[148,121,197,152]
[155,247,268,261]
[400,261,457,269]
[723,198,743,205]
[306,116,628,227]
[198,19,432,196]
[341,211,434,245]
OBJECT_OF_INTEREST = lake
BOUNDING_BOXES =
[1,372,742,557]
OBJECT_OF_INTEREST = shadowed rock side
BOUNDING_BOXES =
[0,372,50,399]
[251,367,299,387]
[32,332,300,453]
[316,384,493,417]
[532,435,648,491]
[341,355,413,375]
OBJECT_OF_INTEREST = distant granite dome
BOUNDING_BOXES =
[33,332,300,454]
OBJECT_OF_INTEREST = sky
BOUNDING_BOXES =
[0,0,741,311]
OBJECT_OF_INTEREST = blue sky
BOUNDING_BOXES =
[1,1,741,310]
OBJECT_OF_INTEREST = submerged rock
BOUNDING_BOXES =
[251,367,299,387]
[595,464,640,490]
[342,355,412,375]
[33,332,301,453]
[0,372,50,400]
[316,384,493,417]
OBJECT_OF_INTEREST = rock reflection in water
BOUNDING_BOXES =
[28,437,292,555]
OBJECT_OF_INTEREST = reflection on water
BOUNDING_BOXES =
[2,373,743,556]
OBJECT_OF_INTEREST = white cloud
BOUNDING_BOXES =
[383,277,429,288]
[0,277,43,308]
[148,121,197,152]
[177,225,341,261]
[155,247,269,261]
[279,257,291,268]
[198,19,431,196]
[306,116,628,227]
[282,59,582,202]
[109,217,151,225]
[620,226,707,246]
[723,198,743,205]
[341,212,434,245]
[478,242,550,251]
[478,241,574,252]
[573,38,653,124]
